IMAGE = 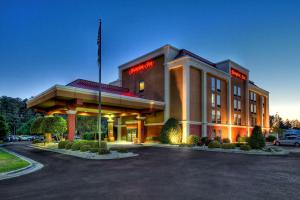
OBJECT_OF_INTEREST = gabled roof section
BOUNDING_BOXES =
[67,79,137,97]
[174,49,216,67]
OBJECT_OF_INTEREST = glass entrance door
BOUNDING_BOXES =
[127,128,137,142]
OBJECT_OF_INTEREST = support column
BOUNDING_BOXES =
[137,116,146,143]
[227,79,232,142]
[66,110,77,141]
[108,119,115,142]
[117,117,122,141]
[202,71,207,137]
[261,96,264,128]
[182,63,190,143]
[246,82,250,137]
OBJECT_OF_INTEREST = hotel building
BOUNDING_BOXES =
[27,44,270,143]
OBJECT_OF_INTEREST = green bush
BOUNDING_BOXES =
[89,147,99,153]
[145,136,160,141]
[221,143,236,149]
[200,137,210,146]
[235,142,243,147]
[32,139,41,144]
[65,142,73,149]
[237,136,249,143]
[40,116,67,141]
[240,144,251,151]
[222,138,230,144]
[98,148,110,155]
[160,118,182,144]
[266,135,277,142]
[17,118,35,135]
[208,141,221,148]
[71,143,81,151]
[248,126,265,149]
[58,141,69,149]
[80,145,91,152]
[82,132,96,140]
[187,135,200,145]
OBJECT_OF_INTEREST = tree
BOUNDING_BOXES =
[248,126,265,149]
[283,119,292,129]
[40,116,67,142]
[17,118,36,135]
[30,118,44,135]
[0,115,9,139]
[160,118,182,144]
[76,116,108,138]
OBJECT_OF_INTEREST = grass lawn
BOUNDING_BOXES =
[0,149,30,173]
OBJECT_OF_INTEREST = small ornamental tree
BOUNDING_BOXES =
[248,126,266,149]
[160,118,182,144]
[30,118,44,135]
[0,115,9,140]
[40,116,67,142]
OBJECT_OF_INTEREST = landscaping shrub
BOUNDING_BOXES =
[237,136,249,143]
[208,140,221,148]
[98,148,110,155]
[80,145,91,152]
[82,132,96,140]
[145,136,160,141]
[65,142,73,149]
[160,118,182,144]
[200,137,210,146]
[187,135,200,145]
[58,141,68,149]
[89,148,99,153]
[221,143,236,149]
[71,143,81,151]
[240,144,251,151]
[235,142,243,147]
[214,136,221,142]
[248,126,265,149]
[266,135,277,142]
[222,138,230,144]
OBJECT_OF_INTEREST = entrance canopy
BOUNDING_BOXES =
[27,79,165,116]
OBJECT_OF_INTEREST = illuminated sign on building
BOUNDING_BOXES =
[128,60,154,75]
[231,68,247,80]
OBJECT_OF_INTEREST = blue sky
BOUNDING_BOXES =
[0,0,299,119]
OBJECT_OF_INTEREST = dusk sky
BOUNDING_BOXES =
[0,0,299,119]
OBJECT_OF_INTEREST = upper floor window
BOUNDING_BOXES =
[234,85,241,96]
[237,86,241,96]
[238,100,241,110]
[238,114,241,125]
[212,109,216,123]
[217,79,221,91]
[211,93,215,108]
[234,99,237,110]
[217,95,221,107]
[250,91,257,101]
[211,77,215,91]
[139,81,144,93]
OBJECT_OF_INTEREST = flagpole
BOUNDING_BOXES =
[97,18,102,147]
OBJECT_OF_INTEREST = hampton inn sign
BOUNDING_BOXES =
[27,44,269,143]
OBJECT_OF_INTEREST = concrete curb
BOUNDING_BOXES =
[29,145,138,160]
[0,147,44,181]
[192,146,290,156]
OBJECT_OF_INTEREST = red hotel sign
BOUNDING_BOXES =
[128,60,154,75]
[231,68,247,80]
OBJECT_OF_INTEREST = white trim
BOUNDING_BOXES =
[28,85,165,108]
[202,71,207,136]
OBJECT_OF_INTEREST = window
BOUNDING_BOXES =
[217,79,221,91]
[238,114,241,125]
[139,81,144,92]
[237,87,241,97]
[238,100,241,110]
[217,110,221,123]
[234,86,237,96]
[250,104,253,113]
[234,99,237,110]
[211,77,215,91]
[234,114,238,125]
[254,93,256,101]
[217,95,221,107]
[211,93,215,108]
[212,109,216,123]
[253,104,256,113]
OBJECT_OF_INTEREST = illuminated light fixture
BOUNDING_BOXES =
[231,68,247,80]
[128,60,154,75]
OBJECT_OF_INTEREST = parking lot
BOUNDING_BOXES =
[0,143,300,200]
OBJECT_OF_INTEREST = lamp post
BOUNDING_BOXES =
[97,18,102,146]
